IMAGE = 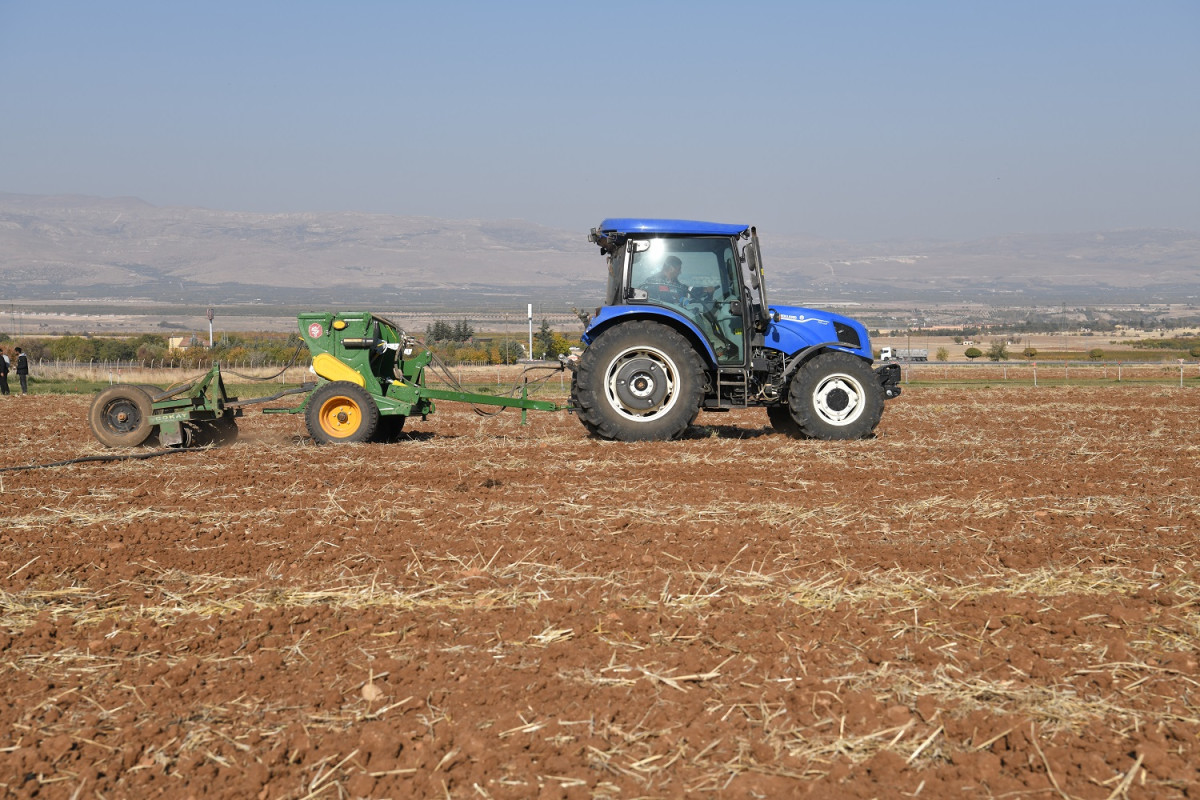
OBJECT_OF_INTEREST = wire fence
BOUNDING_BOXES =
[894,359,1200,387]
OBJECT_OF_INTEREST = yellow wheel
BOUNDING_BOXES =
[305,381,379,444]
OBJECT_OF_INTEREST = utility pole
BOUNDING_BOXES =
[1061,302,1067,353]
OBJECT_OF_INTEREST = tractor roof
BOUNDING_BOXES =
[596,218,748,237]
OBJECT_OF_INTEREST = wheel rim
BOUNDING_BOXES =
[101,397,144,435]
[604,345,680,421]
[318,395,362,437]
[811,372,867,426]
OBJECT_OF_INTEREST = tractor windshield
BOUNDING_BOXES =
[628,236,745,365]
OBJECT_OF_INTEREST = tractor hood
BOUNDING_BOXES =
[764,304,873,360]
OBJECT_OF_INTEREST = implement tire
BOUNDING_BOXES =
[89,386,155,448]
[375,414,407,442]
[787,351,884,440]
[306,381,379,444]
[573,321,704,442]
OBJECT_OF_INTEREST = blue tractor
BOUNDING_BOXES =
[569,218,902,441]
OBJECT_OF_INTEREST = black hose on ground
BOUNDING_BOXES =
[0,448,193,473]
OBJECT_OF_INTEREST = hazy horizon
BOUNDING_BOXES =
[2,2,1198,243]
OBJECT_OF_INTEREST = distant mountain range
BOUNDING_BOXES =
[2,193,1197,307]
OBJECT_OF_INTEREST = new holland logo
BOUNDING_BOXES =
[778,314,830,325]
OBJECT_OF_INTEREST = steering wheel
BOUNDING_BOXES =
[638,282,686,304]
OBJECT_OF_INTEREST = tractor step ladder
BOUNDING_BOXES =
[714,369,751,408]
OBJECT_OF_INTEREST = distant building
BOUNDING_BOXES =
[168,335,207,352]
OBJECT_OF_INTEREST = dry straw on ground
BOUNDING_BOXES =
[1,386,1198,798]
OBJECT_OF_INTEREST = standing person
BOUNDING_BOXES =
[0,347,9,395]
[14,347,28,394]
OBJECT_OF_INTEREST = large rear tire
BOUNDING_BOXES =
[573,321,705,442]
[89,386,155,448]
[787,351,884,440]
[306,381,379,444]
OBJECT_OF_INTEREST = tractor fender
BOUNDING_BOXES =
[783,342,862,381]
[582,305,719,368]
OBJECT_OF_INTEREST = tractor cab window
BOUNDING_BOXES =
[627,237,745,365]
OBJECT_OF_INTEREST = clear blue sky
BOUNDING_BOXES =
[1,1,1196,242]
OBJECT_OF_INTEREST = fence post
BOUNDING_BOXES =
[1032,361,1037,388]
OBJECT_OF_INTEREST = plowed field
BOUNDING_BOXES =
[2,386,1198,799]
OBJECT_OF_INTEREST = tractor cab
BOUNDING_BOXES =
[589,219,762,367]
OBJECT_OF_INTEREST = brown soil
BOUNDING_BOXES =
[1,386,1197,798]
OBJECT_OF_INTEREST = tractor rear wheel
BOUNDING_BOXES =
[306,381,379,444]
[573,321,704,442]
[787,351,884,440]
[89,385,155,448]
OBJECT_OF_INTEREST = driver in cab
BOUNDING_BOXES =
[646,256,719,311]
[648,256,688,301]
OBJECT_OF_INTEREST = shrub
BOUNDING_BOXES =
[964,347,983,360]
[1023,347,1038,359]
[1088,348,1104,361]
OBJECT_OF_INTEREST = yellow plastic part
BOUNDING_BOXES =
[312,353,365,386]
[332,319,347,330]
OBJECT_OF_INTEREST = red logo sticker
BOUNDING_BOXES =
[308,322,324,339]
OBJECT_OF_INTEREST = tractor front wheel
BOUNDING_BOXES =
[306,381,379,444]
[573,321,704,441]
[786,351,884,440]
[89,385,155,448]
[766,404,804,437]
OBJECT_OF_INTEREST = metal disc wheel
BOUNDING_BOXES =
[89,385,155,448]
[606,346,680,421]
[573,320,704,441]
[786,351,884,440]
[185,415,239,448]
[209,414,239,446]
[306,381,379,444]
